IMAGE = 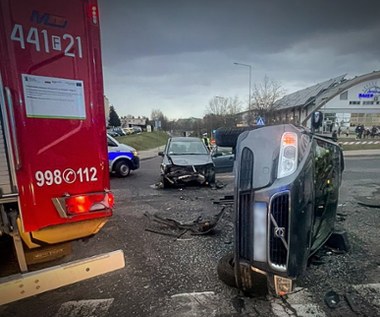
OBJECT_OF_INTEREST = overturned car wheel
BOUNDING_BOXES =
[215,127,253,148]
[217,252,237,288]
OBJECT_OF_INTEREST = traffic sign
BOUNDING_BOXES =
[256,117,265,126]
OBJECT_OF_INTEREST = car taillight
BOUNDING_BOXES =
[277,132,298,179]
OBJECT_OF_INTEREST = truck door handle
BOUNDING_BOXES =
[5,87,21,170]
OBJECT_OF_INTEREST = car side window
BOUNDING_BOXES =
[215,147,233,156]
[107,137,117,147]
[314,138,341,192]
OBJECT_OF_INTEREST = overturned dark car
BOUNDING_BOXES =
[159,137,215,187]
[216,121,345,296]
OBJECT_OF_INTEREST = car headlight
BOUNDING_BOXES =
[133,150,138,157]
[161,163,170,173]
[277,132,298,179]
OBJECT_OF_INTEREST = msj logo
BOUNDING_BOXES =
[31,10,67,28]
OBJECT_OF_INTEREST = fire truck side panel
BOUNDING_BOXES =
[0,0,111,232]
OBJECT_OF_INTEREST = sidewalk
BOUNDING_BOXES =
[139,146,164,161]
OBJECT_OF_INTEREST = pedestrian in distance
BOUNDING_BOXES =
[202,133,211,151]
[345,126,349,137]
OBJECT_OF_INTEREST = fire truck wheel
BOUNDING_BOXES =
[115,160,131,177]
[217,252,237,287]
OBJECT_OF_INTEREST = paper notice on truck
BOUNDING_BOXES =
[22,74,86,119]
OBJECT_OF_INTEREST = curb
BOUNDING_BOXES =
[139,147,163,161]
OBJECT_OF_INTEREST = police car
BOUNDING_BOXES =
[107,134,140,177]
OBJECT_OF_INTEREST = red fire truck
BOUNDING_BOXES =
[0,0,123,303]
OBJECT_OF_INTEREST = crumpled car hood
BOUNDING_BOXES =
[170,154,212,166]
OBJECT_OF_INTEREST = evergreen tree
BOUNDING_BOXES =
[108,106,121,127]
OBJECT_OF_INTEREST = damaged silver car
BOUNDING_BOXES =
[158,137,215,187]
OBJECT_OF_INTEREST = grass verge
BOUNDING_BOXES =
[116,131,169,151]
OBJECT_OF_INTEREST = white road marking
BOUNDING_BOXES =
[271,288,326,317]
[55,298,114,317]
[352,283,380,314]
[170,291,217,317]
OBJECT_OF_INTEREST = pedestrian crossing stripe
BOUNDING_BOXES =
[341,141,380,145]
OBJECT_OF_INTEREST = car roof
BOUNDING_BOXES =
[169,137,202,142]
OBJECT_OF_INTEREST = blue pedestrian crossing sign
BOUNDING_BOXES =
[256,116,265,126]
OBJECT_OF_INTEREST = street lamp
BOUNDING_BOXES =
[233,62,252,109]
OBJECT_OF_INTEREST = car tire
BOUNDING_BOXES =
[215,127,250,147]
[217,252,237,287]
[114,160,131,177]
[208,168,216,184]
[161,175,170,188]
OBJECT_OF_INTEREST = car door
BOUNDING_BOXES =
[310,136,343,252]
[212,146,234,173]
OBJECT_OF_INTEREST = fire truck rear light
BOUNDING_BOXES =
[52,192,113,218]
[108,192,115,208]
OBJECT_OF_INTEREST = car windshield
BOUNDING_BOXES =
[168,140,208,155]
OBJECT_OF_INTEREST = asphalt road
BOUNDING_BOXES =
[1,156,379,317]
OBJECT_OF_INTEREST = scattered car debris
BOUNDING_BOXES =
[336,212,348,222]
[212,195,234,205]
[344,292,359,314]
[210,180,226,189]
[324,290,340,309]
[325,230,350,252]
[309,242,348,266]
[144,207,226,236]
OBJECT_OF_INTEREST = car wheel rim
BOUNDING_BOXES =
[120,165,129,175]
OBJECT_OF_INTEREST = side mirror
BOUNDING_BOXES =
[158,151,164,157]
[311,111,323,129]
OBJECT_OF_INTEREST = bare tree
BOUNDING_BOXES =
[204,96,242,128]
[150,108,169,130]
[205,96,228,116]
[248,76,285,124]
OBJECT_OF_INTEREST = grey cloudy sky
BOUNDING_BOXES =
[98,0,380,119]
